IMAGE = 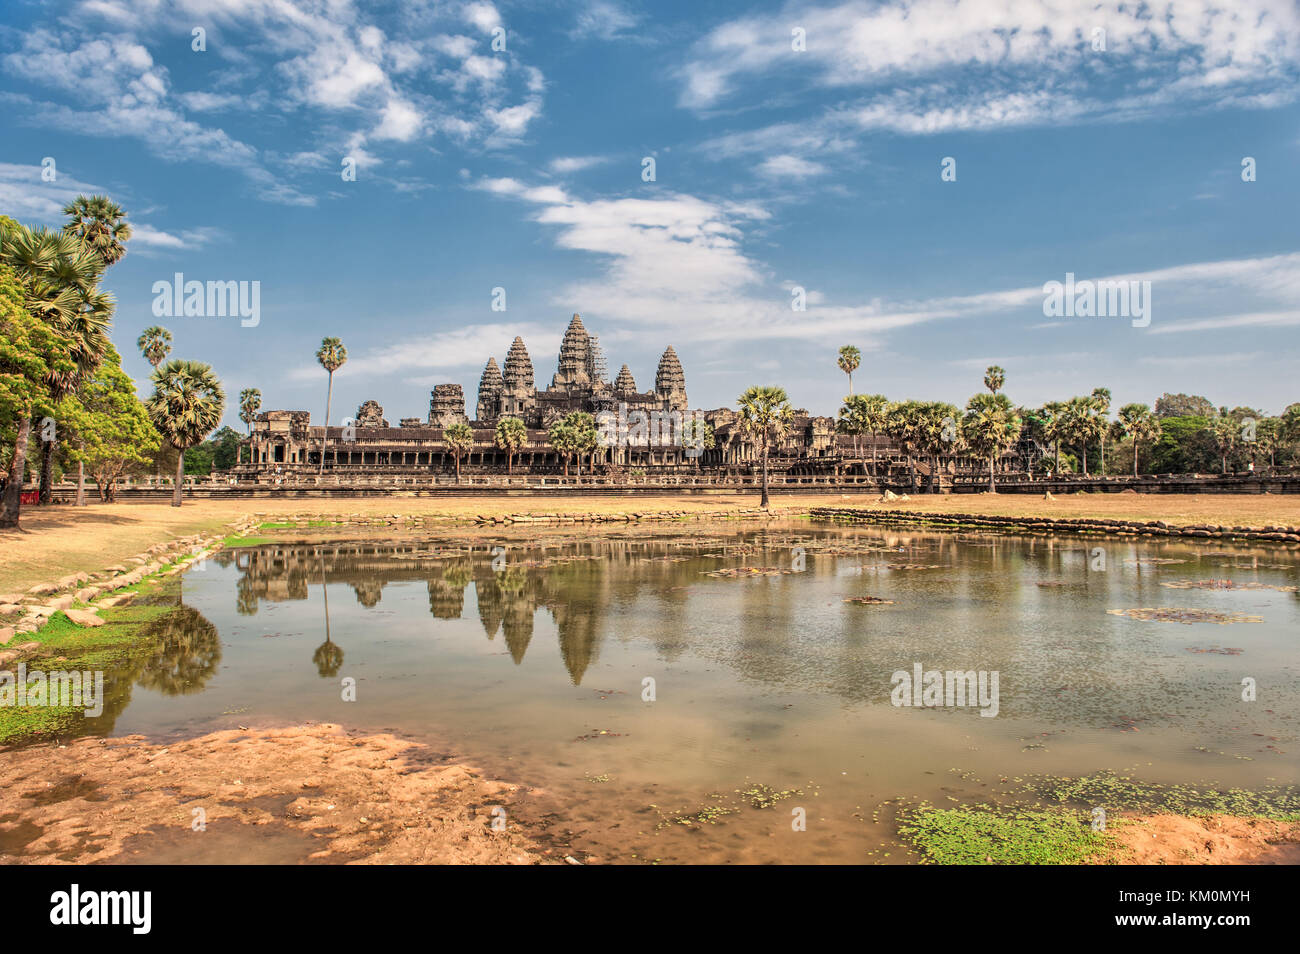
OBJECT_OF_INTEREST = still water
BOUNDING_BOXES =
[91,522,1300,862]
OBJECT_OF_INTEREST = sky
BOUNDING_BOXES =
[1,0,1298,431]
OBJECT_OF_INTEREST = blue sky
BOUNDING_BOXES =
[2,0,1298,431]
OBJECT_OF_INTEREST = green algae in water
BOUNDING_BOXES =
[899,806,1116,865]
[1028,771,1300,821]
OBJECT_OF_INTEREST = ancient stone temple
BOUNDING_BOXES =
[550,314,593,391]
[655,346,688,412]
[476,357,503,422]
[428,384,468,428]
[355,401,387,428]
[239,312,852,479]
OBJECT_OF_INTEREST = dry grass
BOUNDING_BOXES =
[2,491,1295,593]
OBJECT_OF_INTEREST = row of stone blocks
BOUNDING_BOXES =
[810,508,1300,543]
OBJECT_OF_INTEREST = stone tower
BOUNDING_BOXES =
[550,313,592,391]
[476,357,503,422]
[654,346,687,411]
[613,364,637,394]
[502,336,536,418]
[428,384,468,428]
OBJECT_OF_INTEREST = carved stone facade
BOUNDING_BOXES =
[355,401,387,428]
[428,384,468,428]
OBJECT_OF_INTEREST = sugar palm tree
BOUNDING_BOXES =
[885,400,925,492]
[1211,415,1238,474]
[961,392,1021,493]
[137,326,172,368]
[562,411,599,475]
[144,359,225,507]
[837,346,861,397]
[983,365,1005,395]
[238,388,262,465]
[1115,403,1161,476]
[916,401,962,492]
[547,418,578,476]
[1041,400,1066,473]
[62,195,132,267]
[837,395,868,459]
[1091,387,1112,473]
[444,421,474,482]
[494,416,526,474]
[737,385,793,508]
[315,337,348,473]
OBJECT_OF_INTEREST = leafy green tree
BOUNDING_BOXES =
[60,344,159,501]
[1154,393,1216,419]
[564,412,599,475]
[1149,416,1217,474]
[208,425,242,471]
[0,265,73,528]
[916,401,963,491]
[444,421,473,482]
[737,385,793,508]
[494,416,527,474]
[837,346,861,396]
[315,337,347,473]
[144,360,225,507]
[961,392,1021,493]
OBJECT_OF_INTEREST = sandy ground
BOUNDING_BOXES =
[1110,814,1300,865]
[3,492,1296,594]
[0,723,553,864]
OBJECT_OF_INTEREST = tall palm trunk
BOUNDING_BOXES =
[1,418,33,528]
[760,435,770,509]
[989,455,996,494]
[320,370,334,474]
[39,436,55,505]
[76,457,85,506]
[172,447,185,507]
[1133,443,1139,477]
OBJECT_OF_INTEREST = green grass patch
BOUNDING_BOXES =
[0,704,85,746]
[899,805,1116,865]
[221,534,275,548]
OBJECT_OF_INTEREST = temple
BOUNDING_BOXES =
[237,313,894,480]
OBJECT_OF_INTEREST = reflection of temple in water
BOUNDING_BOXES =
[216,536,764,684]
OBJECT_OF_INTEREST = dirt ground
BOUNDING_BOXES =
[2,492,1296,594]
[3,721,1295,865]
[0,723,554,864]
[1110,814,1300,865]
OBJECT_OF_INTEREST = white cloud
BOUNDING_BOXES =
[677,0,1300,136]
[549,155,611,174]
[757,154,827,179]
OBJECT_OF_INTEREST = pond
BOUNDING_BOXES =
[80,521,1300,863]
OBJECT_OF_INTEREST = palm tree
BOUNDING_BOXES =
[837,346,861,397]
[444,421,474,482]
[137,326,172,368]
[681,416,715,470]
[1115,403,1161,476]
[2,222,115,505]
[315,337,347,473]
[238,388,262,466]
[1041,400,1066,473]
[494,416,527,474]
[837,395,868,459]
[983,365,1005,395]
[961,392,1021,493]
[144,359,225,507]
[547,418,578,476]
[736,385,793,508]
[885,400,924,492]
[563,412,599,475]
[1091,387,1112,474]
[62,195,132,267]
[1211,416,1238,474]
[1062,395,1104,475]
[916,401,962,492]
